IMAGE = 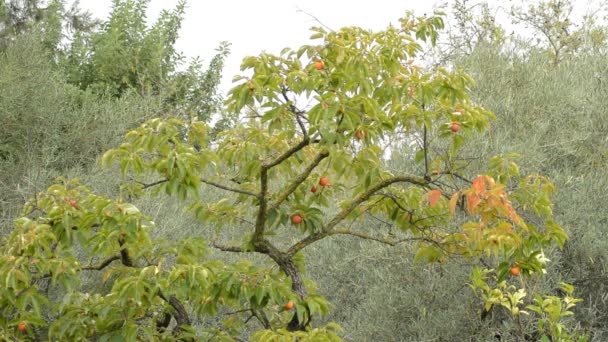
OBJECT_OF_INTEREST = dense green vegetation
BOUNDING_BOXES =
[0,0,606,340]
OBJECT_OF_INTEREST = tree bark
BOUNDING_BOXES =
[273,254,309,331]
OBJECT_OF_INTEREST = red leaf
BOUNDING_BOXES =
[472,176,485,192]
[427,189,442,208]
[466,193,481,213]
[449,192,460,215]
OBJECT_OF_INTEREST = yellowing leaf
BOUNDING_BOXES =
[449,191,460,215]
[485,175,496,189]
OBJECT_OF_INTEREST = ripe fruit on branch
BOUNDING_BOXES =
[314,60,324,70]
[319,176,330,187]
[284,300,295,310]
[67,199,78,209]
[510,266,521,276]
[18,322,26,332]
[451,122,460,133]
[355,130,366,141]
[310,186,318,193]
[291,214,303,225]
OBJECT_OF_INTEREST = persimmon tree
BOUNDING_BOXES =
[0,12,582,341]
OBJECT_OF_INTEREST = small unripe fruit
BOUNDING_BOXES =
[510,266,521,276]
[310,186,318,193]
[451,122,460,133]
[291,214,303,225]
[18,322,26,332]
[319,176,330,187]
[284,300,295,310]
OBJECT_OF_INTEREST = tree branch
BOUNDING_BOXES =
[264,138,310,169]
[252,136,311,244]
[328,229,440,246]
[280,87,308,137]
[200,178,259,197]
[211,241,246,253]
[118,238,134,267]
[129,177,169,189]
[252,309,271,329]
[287,174,429,256]
[267,150,329,213]
[80,255,120,271]
[423,124,431,181]
[157,290,192,335]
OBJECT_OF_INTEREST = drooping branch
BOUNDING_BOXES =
[267,150,329,213]
[328,229,441,246]
[287,175,430,256]
[129,177,169,189]
[210,241,246,253]
[252,309,271,329]
[80,255,121,271]
[200,178,259,197]
[449,171,472,184]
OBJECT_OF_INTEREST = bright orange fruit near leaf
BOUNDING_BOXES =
[319,176,329,187]
[510,266,521,276]
[355,130,366,140]
[18,322,26,332]
[451,122,460,133]
[314,60,324,70]
[284,300,295,310]
[291,214,303,225]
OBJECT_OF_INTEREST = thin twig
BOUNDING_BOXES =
[295,7,335,32]
[200,178,258,197]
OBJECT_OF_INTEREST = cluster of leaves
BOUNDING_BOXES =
[0,178,334,340]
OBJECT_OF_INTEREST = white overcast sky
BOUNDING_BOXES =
[77,0,443,94]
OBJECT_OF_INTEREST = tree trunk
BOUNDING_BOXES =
[275,256,308,331]
[254,239,309,331]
